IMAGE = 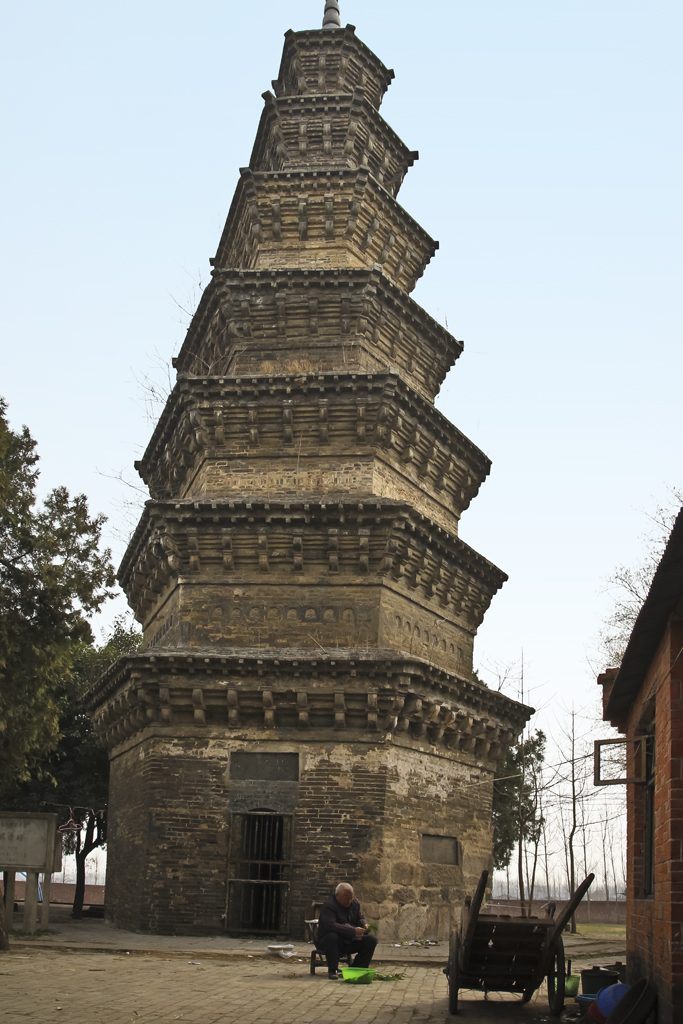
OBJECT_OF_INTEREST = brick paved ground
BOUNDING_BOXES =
[1,903,624,1024]
[0,950,583,1024]
[2,904,626,972]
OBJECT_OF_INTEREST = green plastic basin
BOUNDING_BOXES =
[341,968,377,984]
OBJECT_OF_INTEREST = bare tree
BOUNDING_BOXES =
[579,794,592,922]
[598,486,682,667]
[540,794,555,901]
[477,655,522,694]
[602,819,610,902]
[554,707,593,932]
[96,270,207,549]
[66,810,106,921]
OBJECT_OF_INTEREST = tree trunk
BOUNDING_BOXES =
[72,848,86,920]
[72,815,97,920]
[0,880,9,951]
[517,831,526,916]
[568,711,578,933]
[528,837,539,907]
[542,815,551,901]
[70,812,106,920]
[610,832,619,902]
[581,819,591,923]
[517,742,527,916]
[602,822,610,901]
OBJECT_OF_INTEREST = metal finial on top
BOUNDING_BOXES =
[322,0,341,29]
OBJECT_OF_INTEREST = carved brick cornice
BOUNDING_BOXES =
[118,498,506,628]
[272,26,395,112]
[134,373,490,525]
[249,90,418,199]
[212,167,438,295]
[175,266,459,402]
[85,648,532,761]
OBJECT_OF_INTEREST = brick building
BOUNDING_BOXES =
[87,1,531,939]
[599,505,683,1024]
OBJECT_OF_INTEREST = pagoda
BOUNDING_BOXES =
[88,1,531,939]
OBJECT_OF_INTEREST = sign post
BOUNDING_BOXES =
[0,813,59,933]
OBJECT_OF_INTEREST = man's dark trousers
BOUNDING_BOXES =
[318,932,378,973]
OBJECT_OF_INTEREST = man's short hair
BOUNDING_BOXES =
[335,882,354,895]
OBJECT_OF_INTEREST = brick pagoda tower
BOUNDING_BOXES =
[88,1,531,938]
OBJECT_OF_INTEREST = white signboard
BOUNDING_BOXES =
[0,813,57,871]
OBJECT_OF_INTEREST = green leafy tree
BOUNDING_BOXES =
[1,614,141,921]
[492,756,519,871]
[0,398,116,945]
[2,616,141,918]
[492,731,546,911]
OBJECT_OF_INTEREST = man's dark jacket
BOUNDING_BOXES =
[317,894,367,942]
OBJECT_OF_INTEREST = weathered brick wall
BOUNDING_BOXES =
[182,456,460,535]
[146,583,379,652]
[107,737,230,934]
[106,742,153,931]
[371,462,460,534]
[105,733,496,940]
[290,743,491,942]
[373,746,491,940]
[378,590,474,675]
[624,617,683,1024]
[138,376,482,529]
[187,457,376,505]
[143,584,475,677]
[290,743,389,936]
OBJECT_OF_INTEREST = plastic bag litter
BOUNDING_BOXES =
[266,944,298,960]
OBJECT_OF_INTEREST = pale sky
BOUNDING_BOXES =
[2,1,681,728]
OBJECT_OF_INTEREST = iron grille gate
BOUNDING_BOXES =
[226,812,293,934]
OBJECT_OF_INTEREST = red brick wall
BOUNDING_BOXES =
[624,616,683,1024]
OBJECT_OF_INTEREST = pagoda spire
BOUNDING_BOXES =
[322,0,341,29]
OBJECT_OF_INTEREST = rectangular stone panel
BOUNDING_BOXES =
[230,751,299,781]
[421,833,459,865]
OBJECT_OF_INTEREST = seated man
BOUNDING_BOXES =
[316,882,378,980]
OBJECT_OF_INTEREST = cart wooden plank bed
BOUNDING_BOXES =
[445,870,594,1015]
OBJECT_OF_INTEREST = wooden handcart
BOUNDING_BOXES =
[445,870,594,1015]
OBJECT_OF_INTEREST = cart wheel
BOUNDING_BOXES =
[447,930,459,1015]
[547,935,566,1016]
